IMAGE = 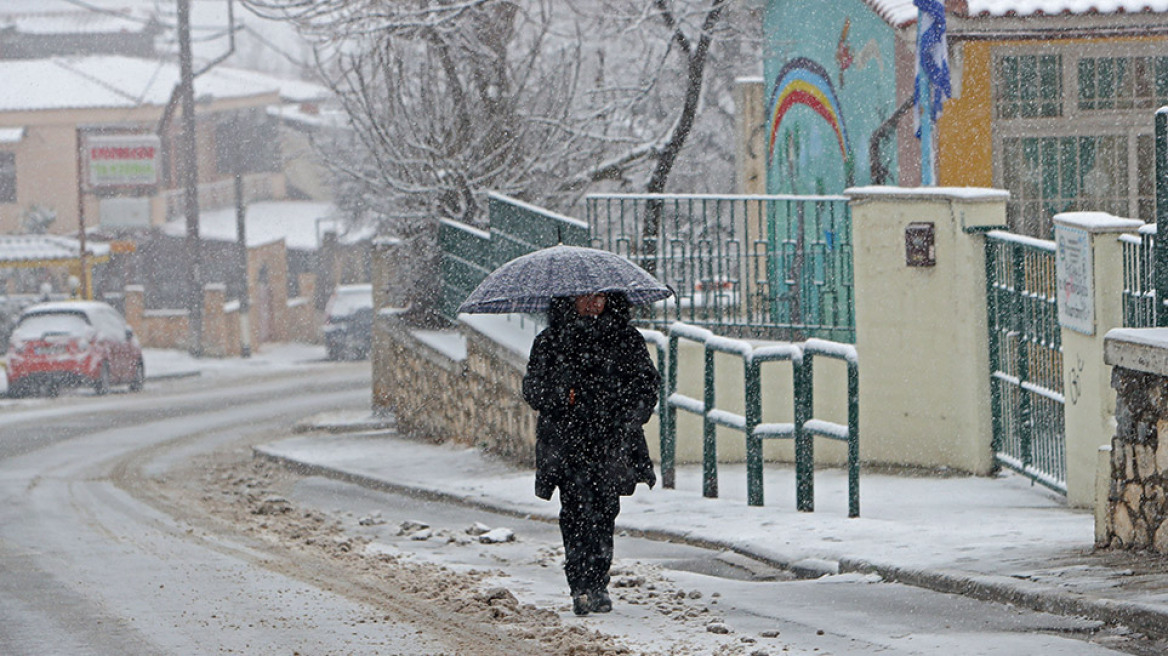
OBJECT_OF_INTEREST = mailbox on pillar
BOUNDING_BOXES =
[905,222,936,267]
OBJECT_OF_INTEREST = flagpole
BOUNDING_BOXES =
[917,6,936,186]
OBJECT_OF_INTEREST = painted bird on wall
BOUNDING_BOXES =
[836,18,853,87]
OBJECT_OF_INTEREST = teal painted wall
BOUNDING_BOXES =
[764,0,898,194]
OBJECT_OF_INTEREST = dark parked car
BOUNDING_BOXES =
[323,284,373,361]
[6,301,144,397]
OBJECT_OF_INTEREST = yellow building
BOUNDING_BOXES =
[927,2,1168,237]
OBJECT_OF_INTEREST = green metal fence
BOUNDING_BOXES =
[438,193,590,320]
[985,230,1066,494]
[661,322,860,516]
[438,219,492,320]
[586,194,854,343]
[488,193,589,267]
[1122,224,1158,328]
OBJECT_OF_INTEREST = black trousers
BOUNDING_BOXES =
[558,469,621,595]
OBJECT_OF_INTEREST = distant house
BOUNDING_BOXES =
[765,0,1168,236]
[0,8,161,60]
[0,55,332,236]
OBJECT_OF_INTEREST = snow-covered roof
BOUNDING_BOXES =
[0,56,269,113]
[0,128,25,143]
[0,235,110,265]
[161,201,340,251]
[210,68,331,104]
[267,104,349,130]
[22,300,119,316]
[867,0,1168,26]
[0,8,153,35]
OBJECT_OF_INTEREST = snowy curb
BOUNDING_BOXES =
[145,371,200,382]
[253,444,1168,640]
[842,560,1168,640]
[292,410,397,434]
[253,446,551,524]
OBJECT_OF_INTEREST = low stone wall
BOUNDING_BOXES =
[282,297,320,343]
[123,282,320,356]
[373,314,537,464]
[1102,328,1168,552]
[462,327,538,462]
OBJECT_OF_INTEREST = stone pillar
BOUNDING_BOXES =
[1053,212,1143,507]
[1101,329,1168,551]
[202,283,227,358]
[316,230,337,312]
[846,186,1006,472]
[371,237,405,415]
[123,284,144,336]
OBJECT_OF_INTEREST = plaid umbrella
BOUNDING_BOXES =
[457,245,673,314]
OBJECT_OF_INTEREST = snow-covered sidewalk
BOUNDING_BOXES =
[258,422,1168,639]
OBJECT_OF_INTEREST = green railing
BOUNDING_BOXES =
[488,193,589,267]
[438,219,492,320]
[586,194,854,343]
[661,322,860,516]
[438,193,590,320]
[985,230,1066,494]
[1122,224,1158,328]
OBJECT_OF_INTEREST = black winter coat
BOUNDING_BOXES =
[522,297,659,500]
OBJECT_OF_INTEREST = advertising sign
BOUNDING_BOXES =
[85,134,161,188]
[99,197,151,229]
[1055,224,1094,335]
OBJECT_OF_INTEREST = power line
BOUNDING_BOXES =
[53,0,159,27]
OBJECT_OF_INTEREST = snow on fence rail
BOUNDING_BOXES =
[660,322,860,517]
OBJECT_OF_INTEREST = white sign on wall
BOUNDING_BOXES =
[84,134,161,188]
[1055,224,1094,335]
[99,197,151,228]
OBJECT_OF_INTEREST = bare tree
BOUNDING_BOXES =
[241,0,746,298]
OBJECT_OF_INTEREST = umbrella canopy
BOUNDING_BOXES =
[457,245,673,314]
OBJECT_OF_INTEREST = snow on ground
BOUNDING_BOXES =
[0,342,329,401]
[263,431,1087,582]
[141,342,328,380]
[254,431,1146,655]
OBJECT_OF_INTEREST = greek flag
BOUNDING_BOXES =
[914,0,951,122]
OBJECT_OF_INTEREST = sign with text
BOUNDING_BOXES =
[84,134,161,188]
[99,197,151,229]
[1055,224,1094,335]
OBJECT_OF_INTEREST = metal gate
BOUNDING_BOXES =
[586,194,854,342]
[985,230,1066,494]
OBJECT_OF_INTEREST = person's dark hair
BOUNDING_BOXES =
[603,292,631,322]
[547,296,576,328]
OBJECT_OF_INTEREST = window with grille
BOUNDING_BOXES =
[1001,135,1128,238]
[1078,56,1168,111]
[995,54,1063,119]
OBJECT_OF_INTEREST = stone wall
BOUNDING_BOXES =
[462,327,538,462]
[1105,366,1168,551]
[373,315,538,465]
[1100,327,1168,551]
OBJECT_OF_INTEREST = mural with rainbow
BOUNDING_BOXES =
[763,0,897,195]
[767,57,852,168]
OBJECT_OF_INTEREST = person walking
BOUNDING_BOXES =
[522,292,659,616]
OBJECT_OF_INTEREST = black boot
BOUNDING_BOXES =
[572,592,591,616]
[590,589,612,613]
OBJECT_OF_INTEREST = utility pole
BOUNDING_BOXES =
[177,0,203,356]
[234,173,252,357]
[75,128,90,299]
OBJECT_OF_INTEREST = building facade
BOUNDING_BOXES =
[765,0,1168,237]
